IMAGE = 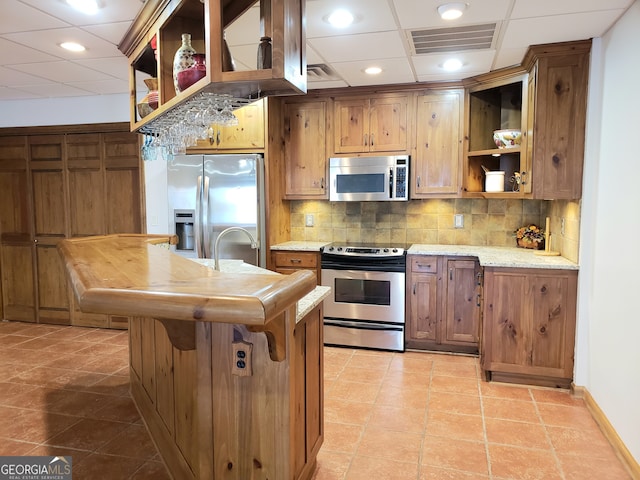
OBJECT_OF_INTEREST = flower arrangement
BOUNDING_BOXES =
[514,224,545,249]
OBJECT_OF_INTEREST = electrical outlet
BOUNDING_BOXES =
[305,214,314,227]
[232,341,253,377]
[454,214,464,229]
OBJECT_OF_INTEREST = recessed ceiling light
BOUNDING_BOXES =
[66,0,100,15]
[327,9,354,28]
[437,3,467,20]
[364,66,382,75]
[442,58,463,71]
[60,42,86,52]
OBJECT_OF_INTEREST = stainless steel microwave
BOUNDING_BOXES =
[329,155,409,202]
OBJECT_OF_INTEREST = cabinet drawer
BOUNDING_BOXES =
[273,251,318,268]
[410,256,438,273]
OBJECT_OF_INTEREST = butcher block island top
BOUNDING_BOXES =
[57,234,325,480]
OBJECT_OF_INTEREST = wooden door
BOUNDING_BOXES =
[369,95,408,153]
[103,132,143,234]
[333,98,369,153]
[218,99,265,149]
[29,136,70,325]
[283,100,328,199]
[0,136,35,322]
[407,272,438,344]
[444,258,479,346]
[413,91,463,196]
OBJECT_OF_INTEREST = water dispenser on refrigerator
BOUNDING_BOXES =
[174,209,195,252]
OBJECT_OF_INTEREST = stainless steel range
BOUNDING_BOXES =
[320,243,406,352]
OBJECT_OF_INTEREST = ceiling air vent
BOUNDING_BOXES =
[307,63,341,81]
[409,23,497,55]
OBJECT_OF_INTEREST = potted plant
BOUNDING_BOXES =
[514,224,545,250]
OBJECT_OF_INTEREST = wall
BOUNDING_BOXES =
[0,94,129,128]
[577,0,640,464]
[290,198,550,248]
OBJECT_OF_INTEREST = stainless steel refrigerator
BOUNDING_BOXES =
[167,154,266,267]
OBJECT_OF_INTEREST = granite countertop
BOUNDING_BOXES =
[190,258,331,322]
[270,241,332,252]
[407,244,579,270]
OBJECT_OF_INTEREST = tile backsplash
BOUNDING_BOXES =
[290,198,556,245]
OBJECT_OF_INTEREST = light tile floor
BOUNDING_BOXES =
[0,321,632,480]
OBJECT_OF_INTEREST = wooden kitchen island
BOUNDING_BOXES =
[57,234,325,480]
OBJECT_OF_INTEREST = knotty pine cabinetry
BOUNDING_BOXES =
[333,94,410,154]
[0,126,144,327]
[282,99,328,199]
[406,255,480,353]
[272,250,321,284]
[412,90,464,197]
[129,304,323,480]
[523,41,590,199]
[193,99,265,150]
[481,267,578,388]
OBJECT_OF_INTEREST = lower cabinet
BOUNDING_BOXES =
[271,250,321,284]
[481,267,578,388]
[406,255,480,353]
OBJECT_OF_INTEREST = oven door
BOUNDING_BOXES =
[321,268,405,324]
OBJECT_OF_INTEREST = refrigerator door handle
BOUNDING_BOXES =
[202,175,211,258]
[195,175,204,258]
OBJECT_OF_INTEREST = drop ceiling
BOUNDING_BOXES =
[0,0,633,101]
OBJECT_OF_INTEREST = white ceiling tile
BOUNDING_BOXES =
[412,50,496,77]
[225,5,260,46]
[0,65,55,87]
[18,0,145,26]
[306,0,398,38]
[82,21,133,45]
[331,58,415,87]
[0,37,59,64]
[68,78,130,95]
[416,73,485,82]
[0,0,69,33]
[10,82,94,98]
[309,32,407,63]
[3,27,122,60]
[11,61,114,83]
[511,0,634,19]
[392,0,512,30]
[502,11,625,49]
[0,86,41,100]
[74,56,130,80]
[493,47,527,70]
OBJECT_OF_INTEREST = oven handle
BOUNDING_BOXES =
[324,319,403,331]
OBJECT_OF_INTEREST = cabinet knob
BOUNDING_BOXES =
[320,177,325,189]
[290,258,302,264]
[363,134,368,146]
[417,175,421,188]
[370,133,374,146]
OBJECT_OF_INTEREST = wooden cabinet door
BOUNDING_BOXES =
[0,136,34,322]
[283,101,328,199]
[333,98,369,154]
[482,268,578,385]
[413,91,463,196]
[369,95,408,153]
[198,100,265,150]
[444,259,480,345]
[407,272,438,344]
[530,50,589,199]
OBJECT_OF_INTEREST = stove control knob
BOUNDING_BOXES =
[337,247,343,251]
[383,248,389,253]
[327,246,334,251]
[392,248,398,253]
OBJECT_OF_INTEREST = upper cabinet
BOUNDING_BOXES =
[282,99,328,199]
[523,41,590,200]
[333,94,410,154]
[463,72,529,197]
[193,99,265,150]
[118,0,306,135]
[412,89,464,197]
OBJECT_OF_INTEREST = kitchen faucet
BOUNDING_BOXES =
[213,227,258,271]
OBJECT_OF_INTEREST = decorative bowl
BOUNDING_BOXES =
[493,129,522,148]
[177,53,206,92]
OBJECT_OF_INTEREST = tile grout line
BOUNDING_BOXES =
[531,392,567,480]
[416,354,434,479]
[476,362,494,480]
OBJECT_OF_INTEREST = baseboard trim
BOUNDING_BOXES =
[572,384,640,479]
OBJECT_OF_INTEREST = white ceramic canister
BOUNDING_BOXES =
[485,171,505,192]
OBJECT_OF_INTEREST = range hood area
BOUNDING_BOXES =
[118,0,306,138]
